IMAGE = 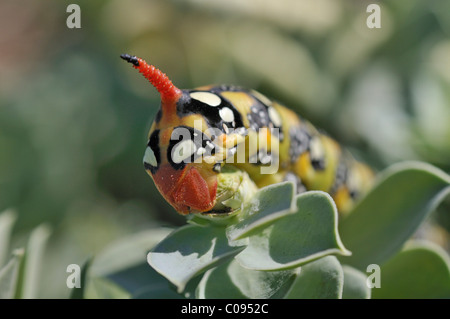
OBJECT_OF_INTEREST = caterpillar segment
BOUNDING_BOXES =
[121,54,374,216]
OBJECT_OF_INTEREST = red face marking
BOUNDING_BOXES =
[172,167,216,214]
[151,165,217,215]
[151,164,185,195]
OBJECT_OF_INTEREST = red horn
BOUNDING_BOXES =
[120,54,181,104]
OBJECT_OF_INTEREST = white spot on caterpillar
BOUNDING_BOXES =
[172,140,196,164]
[143,146,157,167]
[219,107,234,123]
[268,107,282,127]
[347,168,361,191]
[190,92,221,107]
[235,127,248,136]
[213,163,221,172]
[259,151,272,164]
[228,147,237,156]
[197,147,206,156]
[203,156,215,164]
[310,137,324,160]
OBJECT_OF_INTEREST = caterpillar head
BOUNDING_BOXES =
[142,124,221,215]
[121,54,229,215]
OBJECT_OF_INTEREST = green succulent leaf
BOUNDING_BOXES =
[94,263,181,299]
[85,229,172,299]
[339,161,450,270]
[0,209,17,267]
[22,224,51,299]
[70,258,93,299]
[197,258,296,299]
[372,241,450,299]
[90,228,172,277]
[284,256,343,299]
[0,249,24,299]
[235,191,350,271]
[342,265,371,299]
[226,182,296,241]
[89,277,130,299]
[105,264,164,298]
[148,224,245,293]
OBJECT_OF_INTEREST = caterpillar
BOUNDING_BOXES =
[121,54,374,216]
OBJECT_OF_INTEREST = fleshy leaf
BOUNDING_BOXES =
[339,161,450,270]
[70,258,92,299]
[236,191,350,271]
[90,228,172,277]
[0,210,17,267]
[0,249,24,299]
[226,182,296,241]
[148,224,245,293]
[197,258,296,299]
[85,228,173,298]
[102,263,178,299]
[284,256,343,299]
[89,277,130,299]
[372,241,450,299]
[342,265,371,299]
[22,224,51,299]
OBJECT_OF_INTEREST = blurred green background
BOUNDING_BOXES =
[0,0,449,298]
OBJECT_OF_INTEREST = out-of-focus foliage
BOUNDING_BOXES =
[0,0,449,297]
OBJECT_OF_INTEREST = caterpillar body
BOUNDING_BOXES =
[121,54,374,216]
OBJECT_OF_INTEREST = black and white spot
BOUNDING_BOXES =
[143,130,161,174]
[249,92,284,141]
[309,136,326,170]
[289,125,311,163]
[167,126,217,170]
[189,91,221,107]
[346,168,361,200]
[247,104,270,132]
[330,159,348,194]
[249,149,277,166]
[219,107,235,123]
[144,146,157,167]
[171,139,197,164]
[177,90,245,135]
[213,163,222,173]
